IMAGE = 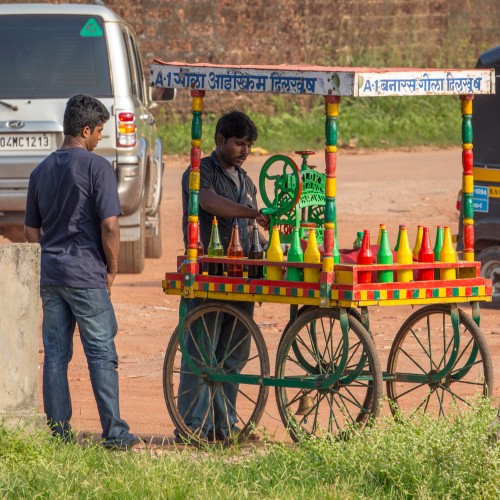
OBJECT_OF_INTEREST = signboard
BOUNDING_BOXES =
[473,185,489,213]
[150,62,495,97]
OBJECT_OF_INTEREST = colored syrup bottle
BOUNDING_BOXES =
[353,231,364,249]
[248,222,264,279]
[304,227,321,283]
[207,216,224,276]
[396,227,413,282]
[357,229,373,284]
[266,225,284,281]
[433,226,444,279]
[394,224,405,252]
[377,229,393,283]
[418,226,434,281]
[287,227,304,281]
[439,226,457,280]
[333,225,341,264]
[412,225,423,261]
[197,222,204,274]
[227,219,243,277]
[376,223,387,248]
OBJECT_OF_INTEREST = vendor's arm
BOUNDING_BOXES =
[200,187,270,229]
[199,187,260,219]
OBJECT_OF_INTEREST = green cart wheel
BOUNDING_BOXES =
[259,154,302,215]
[275,307,383,442]
[163,301,269,446]
[386,304,493,417]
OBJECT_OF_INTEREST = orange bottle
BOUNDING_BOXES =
[227,220,243,277]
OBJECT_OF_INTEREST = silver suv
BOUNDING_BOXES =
[0,3,173,273]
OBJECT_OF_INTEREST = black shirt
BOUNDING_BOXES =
[25,148,121,288]
[182,151,258,255]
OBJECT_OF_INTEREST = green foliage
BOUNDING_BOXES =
[1,401,500,498]
[158,94,461,156]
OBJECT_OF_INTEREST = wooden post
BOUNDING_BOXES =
[460,94,474,262]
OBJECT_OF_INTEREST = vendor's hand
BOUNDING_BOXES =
[256,212,270,231]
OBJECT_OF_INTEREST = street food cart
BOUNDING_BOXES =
[150,61,495,445]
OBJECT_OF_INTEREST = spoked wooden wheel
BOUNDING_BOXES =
[387,304,493,417]
[275,307,383,442]
[163,302,269,446]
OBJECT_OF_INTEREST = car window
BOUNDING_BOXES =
[129,33,145,103]
[0,14,112,98]
[122,27,140,99]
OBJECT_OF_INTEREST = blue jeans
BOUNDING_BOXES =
[40,285,137,448]
[177,299,254,438]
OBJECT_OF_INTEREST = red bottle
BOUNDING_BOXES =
[357,229,373,284]
[197,222,204,274]
[417,226,434,281]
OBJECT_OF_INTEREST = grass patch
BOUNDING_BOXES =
[1,400,500,498]
[157,94,462,156]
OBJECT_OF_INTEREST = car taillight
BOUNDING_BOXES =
[117,111,136,147]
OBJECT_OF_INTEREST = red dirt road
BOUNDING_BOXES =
[5,148,500,442]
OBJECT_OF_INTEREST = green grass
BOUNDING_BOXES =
[157,94,462,156]
[2,400,500,498]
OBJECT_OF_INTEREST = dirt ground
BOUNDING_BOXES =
[5,147,500,443]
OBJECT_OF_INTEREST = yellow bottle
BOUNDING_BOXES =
[412,225,423,261]
[439,226,457,280]
[377,223,386,247]
[266,226,283,281]
[396,227,413,282]
[304,228,321,283]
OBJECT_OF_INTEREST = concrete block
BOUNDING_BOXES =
[0,244,45,430]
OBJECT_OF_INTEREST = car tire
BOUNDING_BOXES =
[478,246,500,305]
[118,203,146,274]
[146,211,162,259]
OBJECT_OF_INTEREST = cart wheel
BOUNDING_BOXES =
[163,302,269,446]
[387,304,493,417]
[259,155,302,215]
[275,307,383,442]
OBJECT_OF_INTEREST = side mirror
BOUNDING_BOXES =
[149,86,176,102]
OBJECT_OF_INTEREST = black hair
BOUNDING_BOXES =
[63,94,110,136]
[214,110,258,143]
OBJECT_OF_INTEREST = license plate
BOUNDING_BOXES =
[0,133,51,151]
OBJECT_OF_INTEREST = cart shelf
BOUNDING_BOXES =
[163,257,492,307]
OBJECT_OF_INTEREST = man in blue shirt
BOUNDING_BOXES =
[24,95,141,450]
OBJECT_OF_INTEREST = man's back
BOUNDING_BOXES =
[25,147,121,287]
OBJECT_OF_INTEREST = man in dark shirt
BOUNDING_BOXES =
[24,94,142,450]
[178,111,269,442]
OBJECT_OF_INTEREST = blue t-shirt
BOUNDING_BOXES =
[25,147,121,288]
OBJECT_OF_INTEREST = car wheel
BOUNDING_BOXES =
[118,202,146,274]
[478,246,500,304]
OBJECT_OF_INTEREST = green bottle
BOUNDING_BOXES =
[377,229,393,283]
[207,216,224,276]
[433,226,444,279]
[353,231,364,249]
[286,228,304,281]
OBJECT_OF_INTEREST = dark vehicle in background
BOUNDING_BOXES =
[457,45,500,302]
[0,3,174,273]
